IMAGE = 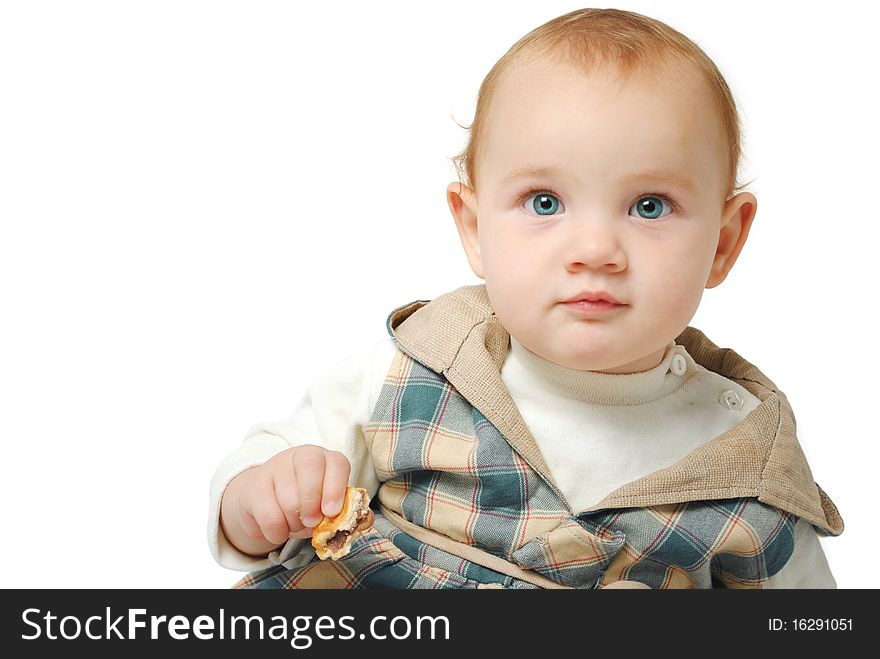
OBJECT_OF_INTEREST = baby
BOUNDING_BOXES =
[208,8,843,589]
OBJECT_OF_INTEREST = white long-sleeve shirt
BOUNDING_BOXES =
[208,336,836,588]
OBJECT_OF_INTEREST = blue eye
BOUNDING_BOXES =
[527,192,563,216]
[630,195,673,221]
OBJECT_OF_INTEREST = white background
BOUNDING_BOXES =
[1,0,876,588]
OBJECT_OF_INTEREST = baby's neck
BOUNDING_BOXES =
[504,336,686,405]
[590,346,667,374]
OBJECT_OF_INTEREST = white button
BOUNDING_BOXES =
[719,389,744,410]
[670,353,687,376]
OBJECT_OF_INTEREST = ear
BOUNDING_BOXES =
[706,192,758,289]
[446,182,484,279]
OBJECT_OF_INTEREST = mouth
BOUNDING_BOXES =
[559,290,626,314]
[561,290,625,304]
[560,300,626,313]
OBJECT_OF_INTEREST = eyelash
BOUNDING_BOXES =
[518,186,681,217]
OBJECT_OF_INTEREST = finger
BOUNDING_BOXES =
[249,476,291,546]
[321,451,351,517]
[235,493,265,542]
[272,465,306,537]
[288,527,314,540]
[292,448,326,528]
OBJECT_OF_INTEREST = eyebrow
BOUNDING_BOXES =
[502,166,699,195]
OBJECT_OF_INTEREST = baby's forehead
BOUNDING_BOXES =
[489,54,719,153]
[501,51,706,100]
[482,53,728,198]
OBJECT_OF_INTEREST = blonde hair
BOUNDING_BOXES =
[450,8,751,202]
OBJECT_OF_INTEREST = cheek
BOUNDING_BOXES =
[652,233,716,310]
[480,224,534,277]
[479,227,546,328]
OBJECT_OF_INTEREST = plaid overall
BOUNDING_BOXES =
[233,286,842,589]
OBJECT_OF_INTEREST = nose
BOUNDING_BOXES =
[562,216,627,273]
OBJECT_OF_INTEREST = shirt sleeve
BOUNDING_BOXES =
[207,337,398,573]
[764,517,837,588]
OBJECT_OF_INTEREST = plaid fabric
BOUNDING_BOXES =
[232,513,536,589]
[233,343,797,590]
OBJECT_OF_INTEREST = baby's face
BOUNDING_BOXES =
[449,57,756,373]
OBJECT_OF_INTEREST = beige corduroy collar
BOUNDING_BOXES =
[387,284,843,536]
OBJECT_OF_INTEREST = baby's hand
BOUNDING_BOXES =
[223,445,352,552]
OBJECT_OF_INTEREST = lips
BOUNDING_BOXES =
[561,290,624,305]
